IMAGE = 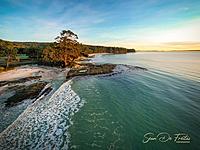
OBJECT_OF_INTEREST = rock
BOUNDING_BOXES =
[124,65,148,71]
[66,64,116,79]
[0,76,42,87]
[79,69,87,73]
[66,63,148,80]
[134,66,148,71]
[34,86,53,101]
[5,82,47,107]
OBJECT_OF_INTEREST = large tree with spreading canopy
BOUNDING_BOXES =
[42,30,80,67]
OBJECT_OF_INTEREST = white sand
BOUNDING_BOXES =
[0,67,41,81]
[0,65,69,81]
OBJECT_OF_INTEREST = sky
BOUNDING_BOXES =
[0,0,200,50]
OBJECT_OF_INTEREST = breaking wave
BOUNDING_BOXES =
[0,80,84,150]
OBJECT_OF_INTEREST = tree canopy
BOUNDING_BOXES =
[0,40,18,68]
[42,30,80,67]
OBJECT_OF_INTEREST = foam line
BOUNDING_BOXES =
[0,80,84,150]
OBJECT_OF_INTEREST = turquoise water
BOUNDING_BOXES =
[70,52,200,149]
[0,52,199,149]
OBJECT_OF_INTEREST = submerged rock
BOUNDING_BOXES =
[123,65,148,71]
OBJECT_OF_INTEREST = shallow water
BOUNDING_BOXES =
[69,52,200,149]
[0,66,68,132]
[0,80,84,150]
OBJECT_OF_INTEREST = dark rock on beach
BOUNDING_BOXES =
[0,76,42,87]
[66,63,148,79]
[5,82,47,107]
[66,63,117,79]
[34,86,53,101]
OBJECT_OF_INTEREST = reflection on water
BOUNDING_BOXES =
[70,52,200,149]
[92,52,200,81]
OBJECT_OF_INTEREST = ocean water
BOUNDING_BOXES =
[69,52,200,149]
[0,52,200,150]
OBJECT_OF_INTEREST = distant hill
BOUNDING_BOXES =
[0,39,135,54]
[80,44,135,54]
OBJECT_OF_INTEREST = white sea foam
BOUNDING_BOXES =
[0,80,84,150]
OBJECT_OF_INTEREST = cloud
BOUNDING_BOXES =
[0,0,108,41]
[1,0,200,50]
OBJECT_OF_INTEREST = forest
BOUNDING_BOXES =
[0,30,135,68]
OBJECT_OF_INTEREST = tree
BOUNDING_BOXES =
[42,30,80,67]
[55,30,80,66]
[42,45,59,65]
[0,40,18,69]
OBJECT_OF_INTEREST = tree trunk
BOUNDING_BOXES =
[6,56,10,70]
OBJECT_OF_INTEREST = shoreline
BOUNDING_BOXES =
[0,51,148,135]
[0,62,147,108]
[0,62,148,149]
[0,63,116,107]
[0,65,69,132]
[0,51,149,149]
[0,79,83,149]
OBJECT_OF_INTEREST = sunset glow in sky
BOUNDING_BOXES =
[0,0,200,50]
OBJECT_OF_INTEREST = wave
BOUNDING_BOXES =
[0,80,84,150]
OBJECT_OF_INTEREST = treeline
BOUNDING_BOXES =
[0,30,135,68]
[80,44,135,54]
[11,42,135,55]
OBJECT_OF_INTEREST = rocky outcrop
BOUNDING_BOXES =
[5,82,48,107]
[0,76,41,87]
[66,64,116,79]
[66,63,148,79]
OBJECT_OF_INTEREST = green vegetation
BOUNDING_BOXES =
[42,30,80,67]
[0,30,135,68]
[0,39,18,69]
[80,44,135,54]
